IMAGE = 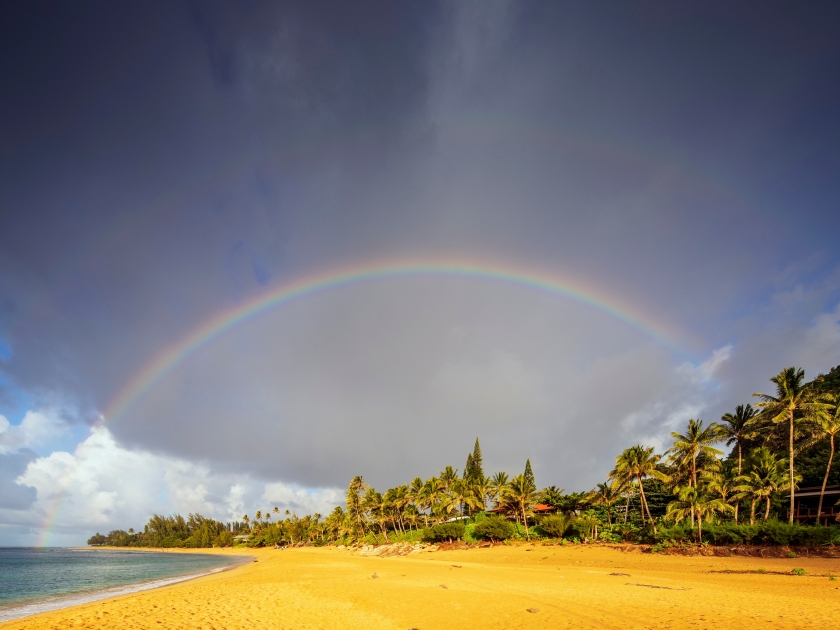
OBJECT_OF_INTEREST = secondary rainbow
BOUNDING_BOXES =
[101,258,687,426]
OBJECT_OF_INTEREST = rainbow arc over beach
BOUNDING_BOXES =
[38,258,689,546]
[102,258,688,425]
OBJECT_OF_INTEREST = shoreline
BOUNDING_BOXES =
[0,549,252,623]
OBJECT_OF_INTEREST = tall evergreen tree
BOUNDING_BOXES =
[464,453,474,479]
[472,438,484,479]
[524,458,535,490]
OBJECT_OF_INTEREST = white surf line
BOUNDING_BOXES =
[0,556,251,623]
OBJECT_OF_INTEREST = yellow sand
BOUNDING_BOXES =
[4,545,840,629]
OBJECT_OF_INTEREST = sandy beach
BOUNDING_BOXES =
[2,544,839,629]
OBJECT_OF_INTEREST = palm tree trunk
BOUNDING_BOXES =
[750,499,756,525]
[636,480,646,526]
[817,435,835,527]
[624,491,630,523]
[697,513,702,543]
[735,442,742,524]
[788,410,795,525]
[637,476,657,534]
[690,457,696,528]
[764,496,771,522]
[522,504,530,540]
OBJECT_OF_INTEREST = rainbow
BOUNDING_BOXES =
[36,258,689,546]
[102,258,688,424]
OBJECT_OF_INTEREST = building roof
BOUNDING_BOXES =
[489,503,556,513]
[792,485,840,499]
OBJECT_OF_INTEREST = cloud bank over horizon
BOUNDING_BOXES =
[1,1,839,544]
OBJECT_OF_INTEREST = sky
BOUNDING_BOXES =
[1,1,839,546]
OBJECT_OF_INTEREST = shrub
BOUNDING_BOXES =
[598,529,622,543]
[650,541,674,553]
[473,516,515,541]
[612,523,640,542]
[539,514,576,539]
[422,522,465,543]
[654,524,693,544]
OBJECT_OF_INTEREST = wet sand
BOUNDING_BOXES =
[3,544,839,629]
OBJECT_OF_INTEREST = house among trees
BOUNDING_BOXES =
[789,485,840,525]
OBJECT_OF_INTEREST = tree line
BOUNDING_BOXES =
[90,365,840,548]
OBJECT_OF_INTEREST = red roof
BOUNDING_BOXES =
[489,503,555,513]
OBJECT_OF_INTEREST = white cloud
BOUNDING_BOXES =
[261,483,344,517]
[3,420,343,546]
[677,344,733,386]
[0,410,69,455]
[619,345,734,452]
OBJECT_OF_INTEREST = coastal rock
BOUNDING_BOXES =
[356,543,436,557]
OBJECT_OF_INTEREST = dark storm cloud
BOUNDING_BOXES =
[1,1,839,494]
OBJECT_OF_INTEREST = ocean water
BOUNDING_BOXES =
[0,548,244,622]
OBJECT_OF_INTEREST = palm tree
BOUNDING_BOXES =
[753,367,833,523]
[469,474,491,512]
[409,477,424,526]
[488,472,509,507]
[418,477,438,527]
[611,445,670,534]
[443,478,482,520]
[346,475,368,535]
[719,405,758,522]
[720,405,758,474]
[585,481,622,525]
[666,485,732,541]
[702,459,748,520]
[439,466,458,492]
[812,399,840,524]
[666,419,723,527]
[396,485,412,532]
[743,447,794,523]
[383,487,400,533]
[503,474,537,539]
[363,488,389,542]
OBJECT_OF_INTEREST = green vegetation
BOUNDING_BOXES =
[539,514,576,539]
[422,522,466,543]
[92,365,840,549]
[473,516,515,541]
[87,514,234,548]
